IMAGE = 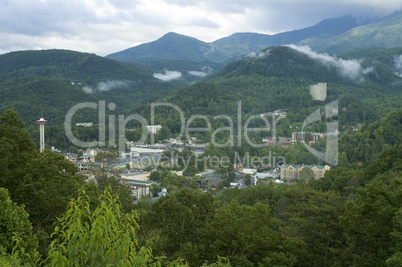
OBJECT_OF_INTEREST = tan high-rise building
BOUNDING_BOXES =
[280,164,331,182]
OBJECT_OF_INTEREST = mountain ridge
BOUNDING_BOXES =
[301,10,402,53]
[106,13,385,64]
[211,15,371,58]
[0,49,153,85]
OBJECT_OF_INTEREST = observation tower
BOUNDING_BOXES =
[36,115,48,153]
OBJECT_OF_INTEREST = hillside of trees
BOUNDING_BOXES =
[301,10,402,53]
[340,109,402,163]
[135,46,402,135]
[0,76,99,126]
[0,105,401,266]
[0,46,401,132]
[0,50,174,123]
[0,49,152,83]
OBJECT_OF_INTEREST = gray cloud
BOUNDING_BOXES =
[82,86,94,94]
[188,66,214,77]
[394,54,402,77]
[82,80,131,94]
[286,44,373,81]
[188,71,207,77]
[246,50,270,59]
[0,1,94,35]
[153,70,182,81]
[98,80,131,92]
[0,0,401,56]
[187,17,219,28]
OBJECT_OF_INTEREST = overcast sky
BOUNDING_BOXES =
[0,0,401,56]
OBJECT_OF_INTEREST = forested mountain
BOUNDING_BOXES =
[0,49,174,124]
[340,47,402,71]
[0,76,98,125]
[106,32,229,85]
[107,32,230,63]
[110,11,401,65]
[302,10,402,53]
[107,15,372,64]
[154,45,402,127]
[212,15,371,58]
[106,11,401,85]
[0,49,151,84]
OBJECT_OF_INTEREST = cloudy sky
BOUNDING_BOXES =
[0,0,401,56]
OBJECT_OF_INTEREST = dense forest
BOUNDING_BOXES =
[157,46,401,118]
[0,50,173,125]
[0,106,401,266]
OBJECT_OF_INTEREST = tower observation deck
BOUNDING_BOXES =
[36,116,48,153]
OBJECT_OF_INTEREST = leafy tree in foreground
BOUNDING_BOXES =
[386,209,402,266]
[0,109,37,197]
[0,188,39,266]
[140,188,216,265]
[0,109,87,256]
[278,186,346,266]
[204,201,302,266]
[45,186,159,267]
[341,172,402,266]
[87,149,136,213]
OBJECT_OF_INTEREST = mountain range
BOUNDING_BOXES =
[0,11,401,130]
[107,11,402,60]
[156,45,402,120]
[106,11,402,84]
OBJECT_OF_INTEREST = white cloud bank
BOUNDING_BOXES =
[394,54,402,77]
[82,80,131,94]
[188,71,207,77]
[286,44,373,80]
[188,66,214,77]
[246,50,270,59]
[153,70,182,81]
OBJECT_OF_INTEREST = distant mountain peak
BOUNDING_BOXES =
[106,31,228,63]
[161,32,185,37]
[158,31,196,40]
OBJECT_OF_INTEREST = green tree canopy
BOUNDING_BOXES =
[0,188,39,265]
[46,186,159,266]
